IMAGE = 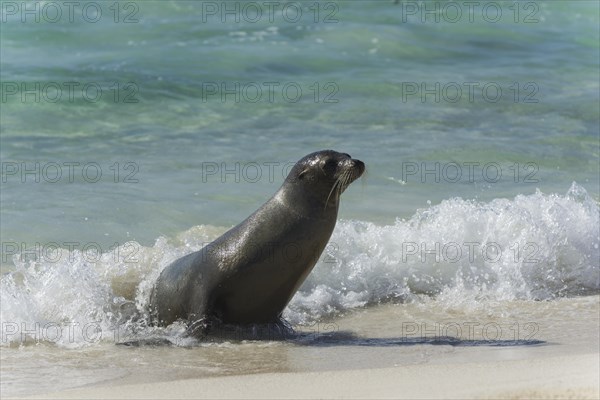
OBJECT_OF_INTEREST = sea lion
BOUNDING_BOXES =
[150,150,365,336]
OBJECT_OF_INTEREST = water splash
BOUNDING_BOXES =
[1,183,598,345]
[285,182,599,323]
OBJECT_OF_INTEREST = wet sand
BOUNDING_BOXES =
[8,296,600,400]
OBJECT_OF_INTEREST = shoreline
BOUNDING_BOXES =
[5,297,600,400]
[17,352,600,400]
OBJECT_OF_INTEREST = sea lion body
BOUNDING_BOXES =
[150,150,364,332]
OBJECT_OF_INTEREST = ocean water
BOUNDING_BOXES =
[1,0,599,397]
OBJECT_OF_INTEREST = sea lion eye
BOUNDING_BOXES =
[323,159,337,171]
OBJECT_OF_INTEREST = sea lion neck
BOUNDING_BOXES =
[276,181,339,216]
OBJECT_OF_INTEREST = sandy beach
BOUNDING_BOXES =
[8,297,599,400]
[19,352,599,399]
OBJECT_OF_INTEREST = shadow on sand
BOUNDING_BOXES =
[291,330,546,347]
[118,328,545,347]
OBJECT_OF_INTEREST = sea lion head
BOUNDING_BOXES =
[285,150,365,207]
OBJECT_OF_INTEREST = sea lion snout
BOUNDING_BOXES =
[350,159,365,175]
[341,156,365,182]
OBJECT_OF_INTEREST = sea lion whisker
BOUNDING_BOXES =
[338,168,352,196]
[334,171,348,206]
[339,170,349,196]
[341,169,352,192]
[325,177,342,208]
[344,170,354,188]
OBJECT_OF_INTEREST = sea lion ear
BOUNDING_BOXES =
[298,168,309,180]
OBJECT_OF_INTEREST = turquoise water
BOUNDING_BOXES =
[0,1,599,396]
[2,0,598,251]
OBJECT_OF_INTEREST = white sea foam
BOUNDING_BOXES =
[287,182,599,323]
[1,183,598,345]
